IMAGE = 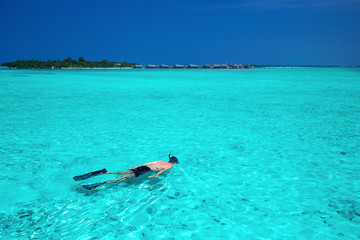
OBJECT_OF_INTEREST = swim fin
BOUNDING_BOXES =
[73,168,107,181]
[82,182,104,190]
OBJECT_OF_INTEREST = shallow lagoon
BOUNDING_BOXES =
[0,68,359,239]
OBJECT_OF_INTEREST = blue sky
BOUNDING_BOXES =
[1,0,359,65]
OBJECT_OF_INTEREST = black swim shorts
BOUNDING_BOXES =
[131,166,151,177]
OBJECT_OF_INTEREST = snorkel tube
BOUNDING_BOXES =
[168,152,179,163]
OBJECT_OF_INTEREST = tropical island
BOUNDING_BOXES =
[1,57,138,69]
[1,59,350,69]
[1,58,255,69]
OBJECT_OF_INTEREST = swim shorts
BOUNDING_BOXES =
[131,166,151,177]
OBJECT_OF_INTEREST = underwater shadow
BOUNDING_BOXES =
[72,174,164,195]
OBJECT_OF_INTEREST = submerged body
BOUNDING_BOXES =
[73,156,179,190]
[110,160,175,180]
[131,160,174,177]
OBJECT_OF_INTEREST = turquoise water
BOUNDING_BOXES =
[0,68,359,239]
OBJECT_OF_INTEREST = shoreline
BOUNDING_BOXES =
[1,66,357,70]
[62,67,133,69]
[1,65,358,70]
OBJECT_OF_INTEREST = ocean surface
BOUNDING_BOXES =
[0,68,359,239]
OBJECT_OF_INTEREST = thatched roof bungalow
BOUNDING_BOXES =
[146,64,160,68]
[212,64,228,69]
[202,64,213,68]
[187,64,200,68]
[160,64,171,68]
[174,64,185,68]
[229,64,243,69]
[244,64,253,69]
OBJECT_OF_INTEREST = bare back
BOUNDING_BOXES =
[144,161,173,172]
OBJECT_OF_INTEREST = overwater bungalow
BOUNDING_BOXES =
[202,64,213,68]
[145,64,160,68]
[160,64,171,68]
[174,64,185,68]
[212,64,228,69]
[187,64,200,69]
[228,64,243,69]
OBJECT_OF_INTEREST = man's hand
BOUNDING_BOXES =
[148,168,169,179]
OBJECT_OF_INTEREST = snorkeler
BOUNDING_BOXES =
[73,154,179,190]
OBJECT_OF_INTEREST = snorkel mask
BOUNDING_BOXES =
[168,152,179,163]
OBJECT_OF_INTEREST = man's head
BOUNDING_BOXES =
[169,156,179,164]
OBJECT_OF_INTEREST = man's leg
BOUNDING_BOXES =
[82,171,135,190]
[104,172,135,184]
[105,170,133,175]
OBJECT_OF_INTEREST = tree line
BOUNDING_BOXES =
[1,57,137,69]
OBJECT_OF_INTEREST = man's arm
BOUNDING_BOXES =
[148,167,172,178]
